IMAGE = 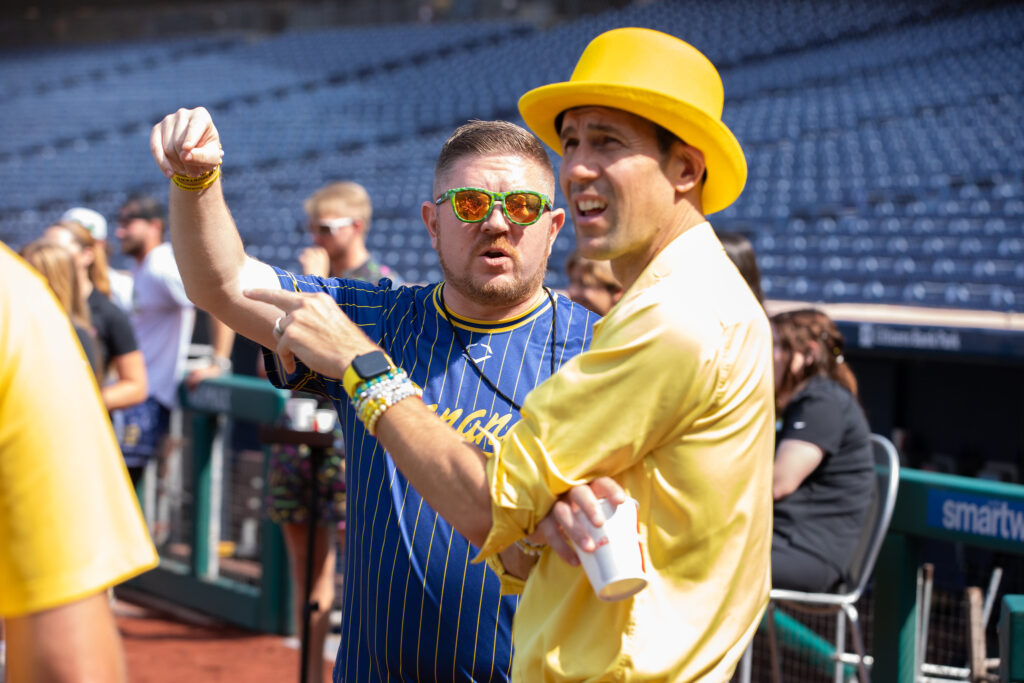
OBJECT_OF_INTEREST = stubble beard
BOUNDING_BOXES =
[121,238,144,260]
[437,240,548,308]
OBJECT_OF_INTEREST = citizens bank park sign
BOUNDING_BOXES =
[833,321,1024,359]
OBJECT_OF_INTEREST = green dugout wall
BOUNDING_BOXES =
[125,374,294,635]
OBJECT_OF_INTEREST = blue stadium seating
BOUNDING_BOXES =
[0,0,1022,311]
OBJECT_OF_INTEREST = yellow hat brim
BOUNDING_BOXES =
[519,82,747,215]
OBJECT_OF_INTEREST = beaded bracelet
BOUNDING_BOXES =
[362,382,422,436]
[353,371,416,419]
[172,164,221,192]
[351,368,406,416]
[350,368,422,436]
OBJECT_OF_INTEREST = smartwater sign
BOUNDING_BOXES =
[927,489,1024,542]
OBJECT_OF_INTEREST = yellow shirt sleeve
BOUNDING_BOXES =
[0,244,158,617]
[477,286,718,559]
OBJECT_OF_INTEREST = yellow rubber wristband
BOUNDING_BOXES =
[343,354,396,398]
[172,164,221,192]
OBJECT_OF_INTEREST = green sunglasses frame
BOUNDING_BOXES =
[434,187,553,226]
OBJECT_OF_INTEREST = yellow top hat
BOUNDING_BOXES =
[519,27,747,215]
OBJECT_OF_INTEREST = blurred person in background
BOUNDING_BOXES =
[0,241,158,682]
[62,206,134,312]
[260,396,347,683]
[20,239,100,376]
[264,179,405,681]
[564,248,622,315]
[771,308,874,592]
[113,195,235,486]
[298,181,403,284]
[719,230,765,306]
[44,219,148,412]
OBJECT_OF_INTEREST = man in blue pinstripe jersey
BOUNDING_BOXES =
[150,109,600,681]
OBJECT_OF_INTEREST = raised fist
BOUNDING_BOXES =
[299,246,331,278]
[150,107,225,179]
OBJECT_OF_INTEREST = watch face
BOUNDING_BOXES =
[353,351,392,380]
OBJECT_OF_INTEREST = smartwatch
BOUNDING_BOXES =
[343,351,394,397]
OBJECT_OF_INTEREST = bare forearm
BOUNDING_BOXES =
[101,351,147,411]
[375,398,494,547]
[5,592,127,682]
[168,180,246,312]
[169,183,279,347]
[499,545,537,579]
[101,380,146,411]
[153,107,281,348]
[772,438,824,500]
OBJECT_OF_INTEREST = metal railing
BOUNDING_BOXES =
[124,374,294,634]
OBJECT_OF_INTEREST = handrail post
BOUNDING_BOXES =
[189,411,217,578]
[872,532,921,682]
[258,445,294,635]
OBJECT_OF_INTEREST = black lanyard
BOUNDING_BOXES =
[438,284,558,413]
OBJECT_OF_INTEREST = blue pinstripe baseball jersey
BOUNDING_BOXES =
[263,268,598,683]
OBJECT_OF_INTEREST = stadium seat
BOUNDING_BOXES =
[3,1,1024,314]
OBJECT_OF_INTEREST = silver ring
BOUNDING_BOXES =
[273,316,285,337]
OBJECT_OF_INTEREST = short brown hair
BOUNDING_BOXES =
[771,308,858,411]
[434,120,554,194]
[119,195,164,222]
[303,181,373,226]
[118,195,165,237]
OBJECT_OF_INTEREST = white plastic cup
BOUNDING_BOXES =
[284,398,317,431]
[569,497,647,601]
[314,408,337,433]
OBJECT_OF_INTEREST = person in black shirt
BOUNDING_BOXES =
[44,219,148,412]
[770,308,874,592]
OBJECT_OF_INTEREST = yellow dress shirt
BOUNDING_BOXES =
[0,243,158,617]
[477,223,775,681]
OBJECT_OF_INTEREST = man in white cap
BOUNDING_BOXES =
[62,206,134,311]
[175,28,775,680]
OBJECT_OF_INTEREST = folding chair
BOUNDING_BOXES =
[764,433,901,683]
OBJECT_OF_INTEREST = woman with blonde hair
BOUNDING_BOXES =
[20,240,100,375]
[43,221,147,411]
[770,308,875,592]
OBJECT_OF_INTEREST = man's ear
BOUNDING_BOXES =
[666,141,706,196]
[422,201,439,250]
[546,208,566,255]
